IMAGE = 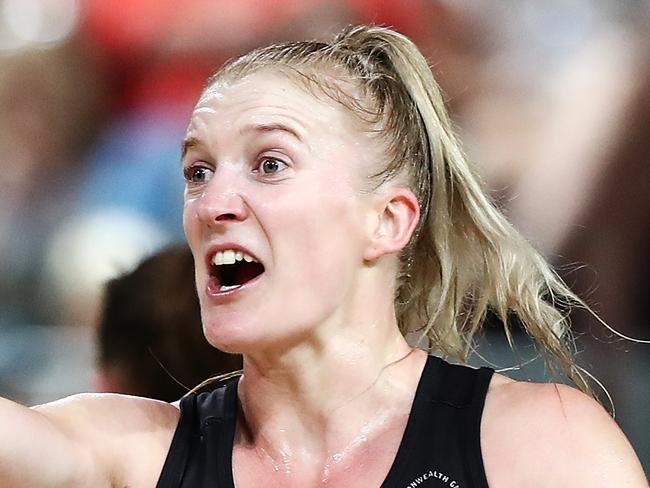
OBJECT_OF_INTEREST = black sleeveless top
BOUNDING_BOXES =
[157,356,494,488]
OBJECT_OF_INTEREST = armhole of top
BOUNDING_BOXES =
[155,394,196,488]
[468,367,494,488]
[216,379,239,488]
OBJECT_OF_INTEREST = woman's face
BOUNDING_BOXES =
[182,70,382,353]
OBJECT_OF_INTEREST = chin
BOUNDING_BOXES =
[202,318,250,354]
[201,314,271,355]
[202,314,313,357]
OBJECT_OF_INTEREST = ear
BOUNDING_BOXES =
[364,187,420,261]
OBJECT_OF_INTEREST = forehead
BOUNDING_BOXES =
[186,70,367,140]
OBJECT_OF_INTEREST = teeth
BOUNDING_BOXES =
[223,250,235,265]
[219,284,240,292]
[212,249,258,266]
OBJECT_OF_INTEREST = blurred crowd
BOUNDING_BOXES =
[0,0,648,472]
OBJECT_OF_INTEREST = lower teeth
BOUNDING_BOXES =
[219,284,240,292]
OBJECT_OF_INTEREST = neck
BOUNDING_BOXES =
[235,311,427,480]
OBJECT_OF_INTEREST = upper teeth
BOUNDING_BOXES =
[212,249,257,266]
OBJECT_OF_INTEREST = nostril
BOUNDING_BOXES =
[216,213,239,221]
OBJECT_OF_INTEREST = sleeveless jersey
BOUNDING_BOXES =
[156,355,494,488]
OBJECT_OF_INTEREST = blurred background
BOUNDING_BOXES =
[0,0,648,475]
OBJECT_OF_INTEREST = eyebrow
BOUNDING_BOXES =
[180,122,305,161]
[240,122,304,143]
[181,136,202,160]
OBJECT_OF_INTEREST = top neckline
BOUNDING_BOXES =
[218,355,441,488]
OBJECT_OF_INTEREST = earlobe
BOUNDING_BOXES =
[364,188,420,261]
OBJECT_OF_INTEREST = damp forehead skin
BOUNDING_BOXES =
[182,69,388,354]
[195,68,383,166]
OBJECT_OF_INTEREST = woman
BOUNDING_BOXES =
[0,25,646,487]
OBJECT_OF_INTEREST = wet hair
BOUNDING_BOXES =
[203,25,593,393]
[98,245,242,401]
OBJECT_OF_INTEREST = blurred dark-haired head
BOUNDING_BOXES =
[96,245,241,402]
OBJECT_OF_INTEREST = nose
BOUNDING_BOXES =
[195,170,249,226]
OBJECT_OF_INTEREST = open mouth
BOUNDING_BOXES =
[209,249,265,293]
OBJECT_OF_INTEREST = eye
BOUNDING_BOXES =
[257,157,288,175]
[183,165,214,184]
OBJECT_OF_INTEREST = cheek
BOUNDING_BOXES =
[276,177,364,249]
[182,197,200,245]
[182,198,206,276]
[266,177,367,296]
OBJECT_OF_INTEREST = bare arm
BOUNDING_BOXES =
[550,384,649,486]
[482,379,648,487]
[0,395,106,488]
[0,393,179,488]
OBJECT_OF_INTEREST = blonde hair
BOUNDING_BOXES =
[201,25,593,394]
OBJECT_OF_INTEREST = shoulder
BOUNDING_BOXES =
[34,392,180,486]
[480,375,648,487]
[34,392,180,440]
